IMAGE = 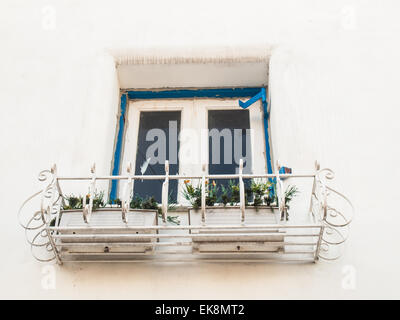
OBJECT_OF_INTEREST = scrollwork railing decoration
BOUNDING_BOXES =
[18,164,62,264]
[314,164,354,261]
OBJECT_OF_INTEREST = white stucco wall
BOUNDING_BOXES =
[1,0,400,299]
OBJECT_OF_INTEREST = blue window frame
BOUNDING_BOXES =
[109,87,272,201]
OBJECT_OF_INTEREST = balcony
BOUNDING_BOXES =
[18,160,353,264]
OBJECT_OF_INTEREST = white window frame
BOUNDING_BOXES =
[120,98,268,204]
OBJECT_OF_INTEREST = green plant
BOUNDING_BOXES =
[226,180,252,206]
[182,180,202,209]
[264,195,275,206]
[130,193,180,225]
[251,180,270,207]
[166,192,179,214]
[245,187,251,206]
[62,194,83,210]
[206,180,218,206]
[142,196,158,210]
[109,198,122,207]
[90,190,105,209]
[62,189,181,224]
[181,179,219,208]
[166,215,180,225]
[49,217,56,227]
[130,193,143,209]
[229,180,240,205]
[253,195,263,207]
[220,185,230,206]
[278,185,299,221]
[284,185,299,210]
[63,190,105,210]
[262,180,277,206]
[48,216,57,234]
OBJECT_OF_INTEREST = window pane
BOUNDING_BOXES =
[208,110,252,198]
[133,111,180,202]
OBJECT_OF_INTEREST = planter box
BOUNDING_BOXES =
[57,208,158,254]
[189,206,285,253]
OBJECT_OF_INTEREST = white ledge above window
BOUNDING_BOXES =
[110,45,272,89]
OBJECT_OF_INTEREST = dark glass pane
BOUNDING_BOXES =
[133,111,180,202]
[208,110,252,199]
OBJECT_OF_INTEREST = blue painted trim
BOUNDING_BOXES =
[126,87,261,100]
[109,93,127,201]
[279,167,292,174]
[237,88,272,174]
[238,88,266,110]
[279,166,293,180]
[263,98,273,174]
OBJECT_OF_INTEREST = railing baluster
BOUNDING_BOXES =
[82,163,96,224]
[201,163,206,224]
[121,162,133,224]
[239,159,245,223]
[161,161,169,223]
[275,160,285,222]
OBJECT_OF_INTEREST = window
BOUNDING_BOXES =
[133,111,181,202]
[118,91,269,203]
[208,109,252,174]
[208,109,252,195]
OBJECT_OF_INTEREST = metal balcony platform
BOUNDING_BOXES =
[18,160,353,264]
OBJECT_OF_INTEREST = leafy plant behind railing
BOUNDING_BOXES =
[251,179,271,207]
[228,180,241,205]
[182,178,299,216]
[62,190,106,210]
[284,185,299,210]
[281,185,299,220]
[182,179,220,208]
[182,180,202,208]
[60,181,298,223]
[62,191,180,225]
[183,179,279,208]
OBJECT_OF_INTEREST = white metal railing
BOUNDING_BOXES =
[18,160,354,264]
